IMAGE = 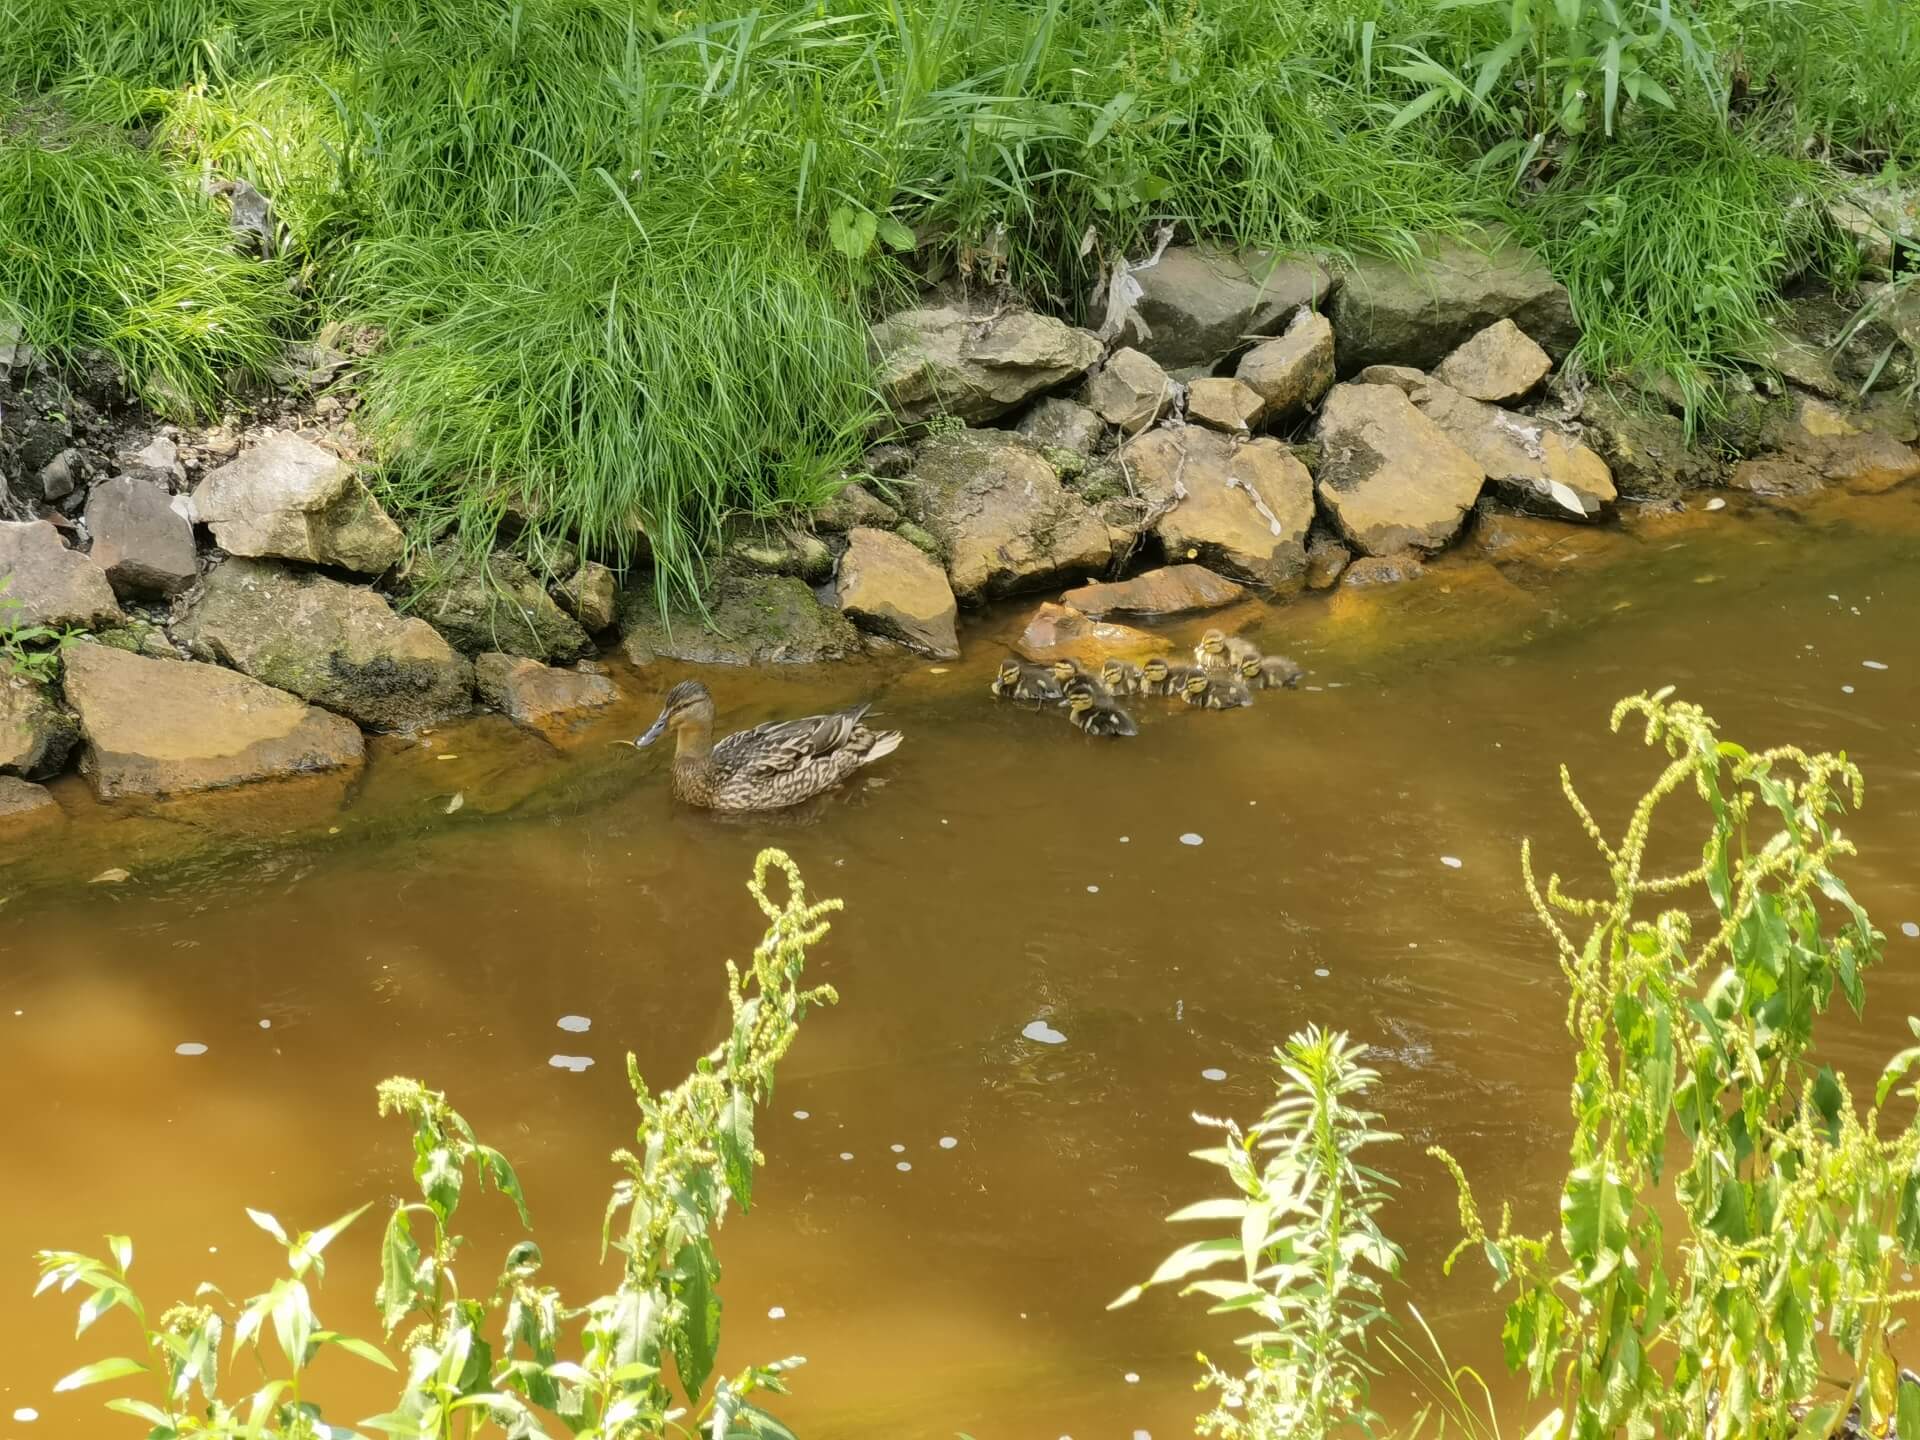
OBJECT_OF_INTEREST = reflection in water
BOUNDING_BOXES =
[3,488,1920,1438]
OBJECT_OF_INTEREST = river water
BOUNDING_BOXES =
[3,488,1919,1439]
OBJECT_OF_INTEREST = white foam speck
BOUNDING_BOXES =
[1704,497,1726,511]
[793,1109,810,1120]
[1135,1431,1153,1440]
[1201,1068,1227,1082]
[767,1306,786,1320]
[14,1407,39,1423]
[556,1015,591,1033]
[1864,660,1889,670]
[1829,593,1841,602]
[896,1161,912,1172]
[175,1042,207,1056]
[1179,832,1204,846]
[839,1152,854,1161]
[1902,922,1919,939]
[1314,968,1330,978]
[890,1143,906,1153]
[1022,1020,1067,1045]
[1119,835,1130,843]
[208,1246,218,1254]
[1843,685,1856,694]
[939,1136,958,1149]
[258,1019,271,1029]
[548,1055,594,1072]
[1441,855,1463,869]
[1125,1372,1140,1384]
[1087,884,1100,894]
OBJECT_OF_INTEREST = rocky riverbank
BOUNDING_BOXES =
[3,223,1917,819]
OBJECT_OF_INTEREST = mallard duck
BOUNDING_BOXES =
[633,680,901,810]
[1140,657,1199,696]
[1195,628,1262,673]
[1100,657,1144,696]
[1237,653,1304,690]
[1180,672,1253,710]
[1064,680,1139,738]
[992,659,1063,704]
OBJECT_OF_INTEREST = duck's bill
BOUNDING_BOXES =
[634,713,670,748]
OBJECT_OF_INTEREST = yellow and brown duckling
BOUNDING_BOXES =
[1180,671,1253,710]
[1237,652,1304,691]
[992,659,1063,704]
[633,680,902,810]
[1047,657,1113,701]
[1100,657,1145,697]
[1140,656,1200,696]
[1195,628,1263,673]
[1063,678,1139,738]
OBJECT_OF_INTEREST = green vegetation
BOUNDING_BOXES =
[34,848,839,1439]
[1132,691,1920,1439]
[1,1,1915,593]
[0,574,74,680]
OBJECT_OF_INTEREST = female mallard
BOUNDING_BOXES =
[1063,678,1139,738]
[633,680,901,810]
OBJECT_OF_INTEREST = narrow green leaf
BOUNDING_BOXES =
[245,1209,288,1245]
[670,1239,721,1401]
[53,1356,148,1392]
[316,1330,397,1370]
[717,1087,756,1212]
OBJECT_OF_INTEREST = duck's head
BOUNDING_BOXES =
[1198,629,1228,658]
[1142,657,1171,684]
[1100,658,1131,687]
[1066,688,1097,718]
[1182,673,1212,701]
[1048,658,1081,686]
[635,679,714,747]
[996,658,1023,685]
[1237,654,1264,682]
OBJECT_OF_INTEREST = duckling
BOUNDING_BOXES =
[1101,657,1144,697]
[1064,681,1139,738]
[1194,628,1262,673]
[1140,656,1200,696]
[1237,652,1304,691]
[991,659,1062,704]
[1048,658,1115,706]
[1180,671,1253,710]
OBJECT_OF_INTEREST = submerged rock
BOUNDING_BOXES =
[904,430,1110,602]
[0,674,79,779]
[1414,381,1616,522]
[193,431,404,575]
[1304,531,1352,590]
[619,572,861,666]
[85,475,198,598]
[0,519,124,631]
[1016,398,1107,455]
[833,526,960,658]
[1234,310,1336,425]
[1431,319,1552,404]
[1103,246,1335,370]
[176,558,473,731]
[1122,428,1314,587]
[872,303,1102,426]
[61,642,365,799]
[1061,563,1246,618]
[1331,226,1577,372]
[1013,602,1160,666]
[1341,551,1426,587]
[1084,347,1175,435]
[413,551,592,662]
[1185,377,1265,433]
[1314,384,1485,555]
[0,775,59,828]
[474,653,617,740]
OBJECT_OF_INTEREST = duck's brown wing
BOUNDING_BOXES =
[712,704,876,776]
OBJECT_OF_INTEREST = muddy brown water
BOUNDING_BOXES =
[4,489,1920,1440]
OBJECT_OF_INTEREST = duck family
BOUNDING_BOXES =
[992,629,1301,739]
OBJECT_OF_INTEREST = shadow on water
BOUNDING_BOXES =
[3,486,1920,1437]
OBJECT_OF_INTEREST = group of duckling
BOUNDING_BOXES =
[992,629,1302,739]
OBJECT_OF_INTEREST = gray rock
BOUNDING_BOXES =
[176,558,473,731]
[61,642,365,799]
[1581,390,1722,498]
[474,653,617,740]
[1016,397,1107,454]
[85,476,198,598]
[1413,382,1616,522]
[0,519,124,630]
[1431,319,1552,404]
[1186,377,1265,433]
[904,430,1110,602]
[0,674,79,779]
[619,571,860,666]
[1103,246,1335,369]
[413,551,592,662]
[1121,427,1314,587]
[193,431,404,574]
[556,561,619,633]
[0,774,58,826]
[1313,384,1485,554]
[36,449,81,502]
[872,303,1102,426]
[834,526,960,658]
[1332,226,1577,372]
[1235,310,1336,425]
[726,528,834,584]
[1305,530,1352,590]
[119,434,184,487]
[1342,552,1426,587]
[813,481,900,532]
[1084,347,1174,435]
[1352,365,1427,393]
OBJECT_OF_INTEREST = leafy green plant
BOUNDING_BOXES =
[1435,689,1920,1439]
[34,848,839,1440]
[1114,1026,1405,1440]
[1,573,73,681]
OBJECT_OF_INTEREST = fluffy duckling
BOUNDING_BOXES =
[991,659,1063,704]
[1049,658,1114,704]
[1101,657,1144,697]
[1140,656,1200,697]
[1180,671,1253,710]
[1237,652,1304,691]
[1064,679,1139,738]
[1194,628,1262,673]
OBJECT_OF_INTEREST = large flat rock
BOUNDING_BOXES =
[1013,602,1160,666]
[0,674,79,779]
[176,559,474,731]
[834,526,960,658]
[1104,247,1335,370]
[62,643,365,799]
[1061,564,1246,618]
[1122,428,1314,587]
[0,520,124,631]
[1314,384,1486,555]
[193,431,404,574]
[873,304,1102,426]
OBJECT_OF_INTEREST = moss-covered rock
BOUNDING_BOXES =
[411,551,592,663]
[619,572,860,666]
